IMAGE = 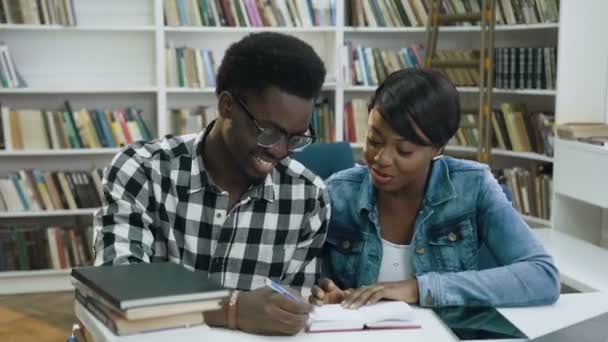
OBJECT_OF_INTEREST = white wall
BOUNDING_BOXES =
[555,0,608,124]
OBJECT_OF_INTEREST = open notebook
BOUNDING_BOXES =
[307,301,421,333]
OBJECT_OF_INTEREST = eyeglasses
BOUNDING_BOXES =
[233,95,316,152]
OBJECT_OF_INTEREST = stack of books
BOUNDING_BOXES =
[72,262,229,336]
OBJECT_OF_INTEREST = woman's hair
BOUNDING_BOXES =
[368,68,461,147]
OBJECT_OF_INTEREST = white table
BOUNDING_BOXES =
[76,292,608,342]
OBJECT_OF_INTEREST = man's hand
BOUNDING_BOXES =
[237,287,313,335]
[309,278,352,305]
[341,279,420,309]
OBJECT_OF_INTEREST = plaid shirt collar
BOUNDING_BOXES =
[187,120,277,203]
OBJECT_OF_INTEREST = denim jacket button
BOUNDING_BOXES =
[415,247,425,255]
[425,294,433,306]
[448,232,458,242]
[341,240,351,250]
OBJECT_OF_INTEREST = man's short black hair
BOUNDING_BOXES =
[369,68,461,147]
[216,32,326,99]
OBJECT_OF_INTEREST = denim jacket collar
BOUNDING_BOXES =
[356,157,457,215]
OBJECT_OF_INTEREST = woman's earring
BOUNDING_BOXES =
[432,154,444,161]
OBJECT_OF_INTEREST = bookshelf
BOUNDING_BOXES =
[0,0,562,294]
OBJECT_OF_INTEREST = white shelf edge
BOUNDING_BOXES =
[0,148,121,156]
[0,24,156,32]
[0,268,71,278]
[344,86,556,96]
[343,23,559,33]
[0,268,73,294]
[0,87,158,94]
[167,82,337,94]
[0,208,99,218]
[164,26,337,33]
[521,214,551,227]
[444,146,553,162]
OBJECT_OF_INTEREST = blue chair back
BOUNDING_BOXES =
[291,142,355,180]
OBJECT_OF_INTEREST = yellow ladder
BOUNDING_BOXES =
[424,0,497,164]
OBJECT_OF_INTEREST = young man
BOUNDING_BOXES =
[93,32,329,335]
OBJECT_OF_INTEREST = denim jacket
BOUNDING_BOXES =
[322,156,560,307]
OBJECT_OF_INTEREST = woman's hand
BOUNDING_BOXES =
[309,278,352,305]
[341,279,420,309]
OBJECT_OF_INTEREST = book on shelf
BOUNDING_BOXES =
[343,41,424,86]
[447,103,555,157]
[0,102,155,151]
[346,0,559,27]
[0,226,94,271]
[0,43,27,88]
[307,301,420,333]
[0,168,104,212]
[164,0,336,27]
[312,98,335,143]
[169,106,218,135]
[166,43,217,88]
[494,163,552,220]
[0,0,77,25]
[555,123,608,140]
[72,262,228,334]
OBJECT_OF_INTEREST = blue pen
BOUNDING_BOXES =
[265,277,305,302]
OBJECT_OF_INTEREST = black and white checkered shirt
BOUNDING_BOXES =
[93,126,330,290]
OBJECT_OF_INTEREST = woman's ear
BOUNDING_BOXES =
[432,146,445,161]
[217,91,233,119]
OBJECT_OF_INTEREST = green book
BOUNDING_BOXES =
[71,262,229,310]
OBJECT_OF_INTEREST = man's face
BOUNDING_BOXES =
[222,87,315,183]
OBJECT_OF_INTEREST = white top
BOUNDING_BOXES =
[377,239,414,283]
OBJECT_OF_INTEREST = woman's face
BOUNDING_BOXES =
[363,108,440,193]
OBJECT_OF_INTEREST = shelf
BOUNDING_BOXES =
[522,215,551,227]
[534,228,608,293]
[343,23,559,33]
[553,139,608,208]
[457,87,557,96]
[0,269,72,294]
[166,87,216,94]
[344,86,556,96]
[167,82,336,94]
[0,24,156,32]
[438,146,553,162]
[0,208,99,218]
[0,87,157,94]
[164,26,337,33]
[0,148,121,157]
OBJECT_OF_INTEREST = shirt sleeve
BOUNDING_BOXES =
[281,186,331,290]
[417,168,560,307]
[93,147,159,266]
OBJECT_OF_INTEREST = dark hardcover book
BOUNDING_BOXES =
[0,104,4,150]
[71,262,229,310]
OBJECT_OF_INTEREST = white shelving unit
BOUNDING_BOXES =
[0,0,562,294]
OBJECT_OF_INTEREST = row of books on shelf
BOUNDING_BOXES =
[166,43,217,88]
[345,99,555,156]
[0,43,26,89]
[0,169,104,212]
[169,100,335,142]
[0,0,76,25]
[343,42,424,87]
[495,164,552,220]
[494,47,557,90]
[344,42,557,90]
[164,0,335,27]
[449,104,555,156]
[170,106,219,135]
[0,102,155,151]
[0,226,93,272]
[312,99,335,143]
[347,0,559,27]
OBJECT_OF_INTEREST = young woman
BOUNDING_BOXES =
[311,68,559,309]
